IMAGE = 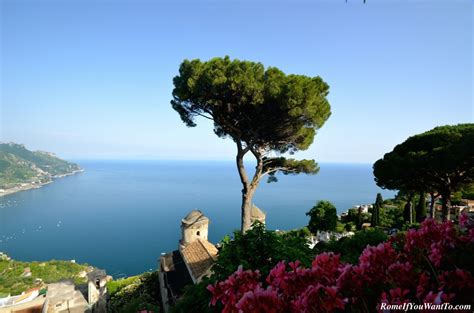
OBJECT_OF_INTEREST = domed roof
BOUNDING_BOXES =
[251,204,266,218]
[182,210,209,225]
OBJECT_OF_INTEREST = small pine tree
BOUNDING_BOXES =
[357,206,363,230]
[375,193,383,225]
[371,205,377,227]
[371,193,383,227]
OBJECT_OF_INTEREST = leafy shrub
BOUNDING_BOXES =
[314,227,388,263]
[378,205,405,229]
[171,222,314,312]
[107,276,141,296]
[170,278,216,313]
[212,222,314,281]
[108,272,160,313]
[306,200,338,232]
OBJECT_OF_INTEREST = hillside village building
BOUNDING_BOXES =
[42,281,89,313]
[0,266,108,313]
[158,207,265,313]
[433,198,474,222]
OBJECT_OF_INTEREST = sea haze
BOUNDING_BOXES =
[0,160,395,277]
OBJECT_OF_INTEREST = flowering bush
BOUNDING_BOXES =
[208,217,474,312]
[172,224,313,313]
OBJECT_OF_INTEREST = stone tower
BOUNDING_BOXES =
[180,210,210,246]
[251,204,266,225]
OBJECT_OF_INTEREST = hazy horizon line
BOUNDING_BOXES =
[68,157,374,165]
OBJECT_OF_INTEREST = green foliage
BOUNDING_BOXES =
[451,191,463,205]
[344,208,358,224]
[373,124,474,219]
[378,204,405,229]
[171,56,331,154]
[172,222,314,312]
[0,258,89,297]
[264,157,319,183]
[107,275,140,295]
[401,222,421,231]
[344,207,370,230]
[335,221,345,233]
[460,183,474,200]
[375,193,384,207]
[0,152,38,186]
[213,222,314,280]
[451,183,474,203]
[314,228,388,264]
[306,200,338,232]
[108,272,161,313]
[170,278,216,313]
[343,222,354,232]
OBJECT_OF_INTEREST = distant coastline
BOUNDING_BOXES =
[0,142,83,198]
[0,169,84,197]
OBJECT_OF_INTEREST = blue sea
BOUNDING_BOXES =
[0,160,394,277]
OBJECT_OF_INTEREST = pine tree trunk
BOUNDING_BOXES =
[429,192,436,219]
[416,192,427,223]
[236,144,263,233]
[441,192,451,222]
[403,194,414,224]
[236,152,251,233]
[241,187,256,232]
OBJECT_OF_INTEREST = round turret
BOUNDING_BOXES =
[181,210,209,246]
[182,210,209,225]
[251,204,266,224]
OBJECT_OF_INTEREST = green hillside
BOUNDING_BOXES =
[0,253,91,297]
[0,143,81,189]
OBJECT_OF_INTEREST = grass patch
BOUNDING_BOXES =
[107,275,140,295]
[0,258,90,296]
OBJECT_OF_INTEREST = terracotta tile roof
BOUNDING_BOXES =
[160,250,193,301]
[180,239,218,281]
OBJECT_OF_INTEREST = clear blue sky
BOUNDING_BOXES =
[1,0,472,163]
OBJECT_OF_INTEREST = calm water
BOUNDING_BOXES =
[0,160,394,277]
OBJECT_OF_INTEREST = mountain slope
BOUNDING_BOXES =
[0,143,81,189]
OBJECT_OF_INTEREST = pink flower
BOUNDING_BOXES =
[387,261,416,289]
[438,269,474,291]
[235,286,284,313]
[416,272,433,298]
[459,213,469,228]
[292,284,345,313]
[208,265,261,311]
